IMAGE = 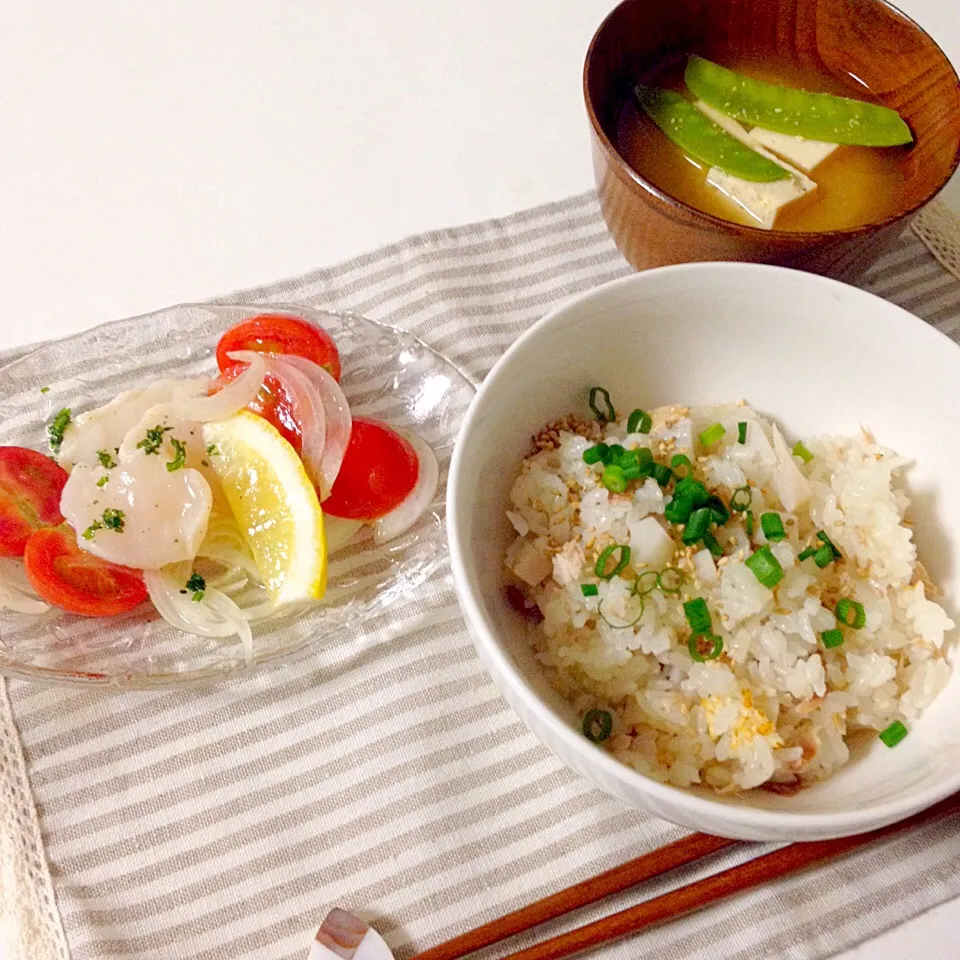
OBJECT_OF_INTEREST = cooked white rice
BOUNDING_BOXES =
[505,402,954,793]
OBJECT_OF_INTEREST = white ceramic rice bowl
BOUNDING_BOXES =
[447,262,960,842]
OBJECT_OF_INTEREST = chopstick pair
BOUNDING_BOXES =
[409,791,960,960]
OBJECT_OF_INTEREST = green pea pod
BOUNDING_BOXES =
[685,55,912,147]
[635,86,790,182]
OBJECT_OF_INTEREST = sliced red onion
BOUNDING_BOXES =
[372,430,439,545]
[270,354,352,499]
[228,351,327,485]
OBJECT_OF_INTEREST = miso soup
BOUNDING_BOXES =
[615,56,912,233]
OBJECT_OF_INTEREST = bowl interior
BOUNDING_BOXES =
[584,0,960,230]
[451,263,960,822]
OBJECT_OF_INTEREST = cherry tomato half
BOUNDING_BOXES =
[215,365,303,454]
[24,527,148,617]
[0,447,69,557]
[322,417,419,520]
[216,313,342,382]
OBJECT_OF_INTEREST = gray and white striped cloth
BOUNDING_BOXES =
[8,192,960,960]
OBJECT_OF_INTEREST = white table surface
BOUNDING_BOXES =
[1,2,958,957]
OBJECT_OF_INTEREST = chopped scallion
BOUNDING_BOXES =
[737,421,747,444]
[657,568,684,594]
[821,628,844,649]
[596,544,631,579]
[813,544,836,568]
[652,463,673,487]
[682,507,713,544]
[683,597,712,635]
[836,598,866,629]
[745,546,783,588]
[580,583,599,597]
[688,633,723,662]
[634,570,660,596]
[582,709,613,743]
[598,594,645,628]
[817,530,842,560]
[665,496,694,525]
[704,495,730,526]
[699,422,726,448]
[792,440,814,464]
[797,546,816,562]
[674,477,710,508]
[745,510,754,537]
[627,408,652,434]
[589,386,616,423]
[670,453,691,477]
[602,464,627,493]
[879,720,908,748]
[582,444,607,465]
[730,486,752,512]
[702,530,723,557]
[760,512,785,542]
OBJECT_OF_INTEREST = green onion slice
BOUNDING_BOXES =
[665,496,694,526]
[699,422,726,448]
[633,570,660,596]
[682,507,713,544]
[670,454,692,478]
[813,544,836,568]
[821,628,844,649]
[684,597,712,635]
[737,421,747,444]
[792,440,814,464]
[688,633,724,662]
[704,495,730,525]
[589,386,616,423]
[760,512,785,542]
[596,544,631,579]
[583,444,607,465]
[602,464,627,493]
[817,530,842,560]
[657,568,685,595]
[598,593,645,629]
[797,546,816,561]
[627,409,653,434]
[836,598,866,629]
[675,476,710,507]
[745,510,755,537]
[580,583,599,597]
[652,463,673,487]
[582,709,614,743]
[730,486,752,512]
[702,530,724,557]
[879,720,908,748]
[745,546,784,588]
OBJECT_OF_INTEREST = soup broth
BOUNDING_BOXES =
[615,57,911,232]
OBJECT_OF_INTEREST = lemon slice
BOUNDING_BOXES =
[202,411,326,603]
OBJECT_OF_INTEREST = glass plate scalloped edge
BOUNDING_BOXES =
[0,302,476,688]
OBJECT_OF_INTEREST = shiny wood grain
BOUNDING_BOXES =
[583,0,960,280]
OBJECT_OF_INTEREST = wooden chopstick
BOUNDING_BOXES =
[409,832,736,960]
[412,791,960,960]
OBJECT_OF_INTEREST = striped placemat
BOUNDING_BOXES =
[5,192,960,960]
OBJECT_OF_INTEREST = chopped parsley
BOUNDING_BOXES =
[137,424,172,456]
[40,386,50,394]
[185,572,206,602]
[82,507,126,540]
[97,449,118,469]
[96,475,109,488]
[47,408,71,454]
[205,443,220,457]
[166,438,187,472]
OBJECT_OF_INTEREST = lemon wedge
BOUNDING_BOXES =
[202,411,326,603]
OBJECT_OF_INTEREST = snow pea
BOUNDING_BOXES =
[635,86,790,183]
[684,56,912,147]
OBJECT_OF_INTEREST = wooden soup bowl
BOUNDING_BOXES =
[584,0,960,280]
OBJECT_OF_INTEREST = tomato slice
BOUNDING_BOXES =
[215,365,303,454]
[0,447,69,557]
[322,417,419,520]
[216,313,342,382]
[24,527,148,617]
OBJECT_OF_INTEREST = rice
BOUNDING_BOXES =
[504,402,954,793]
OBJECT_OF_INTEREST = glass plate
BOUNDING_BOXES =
[0,303,475,687]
